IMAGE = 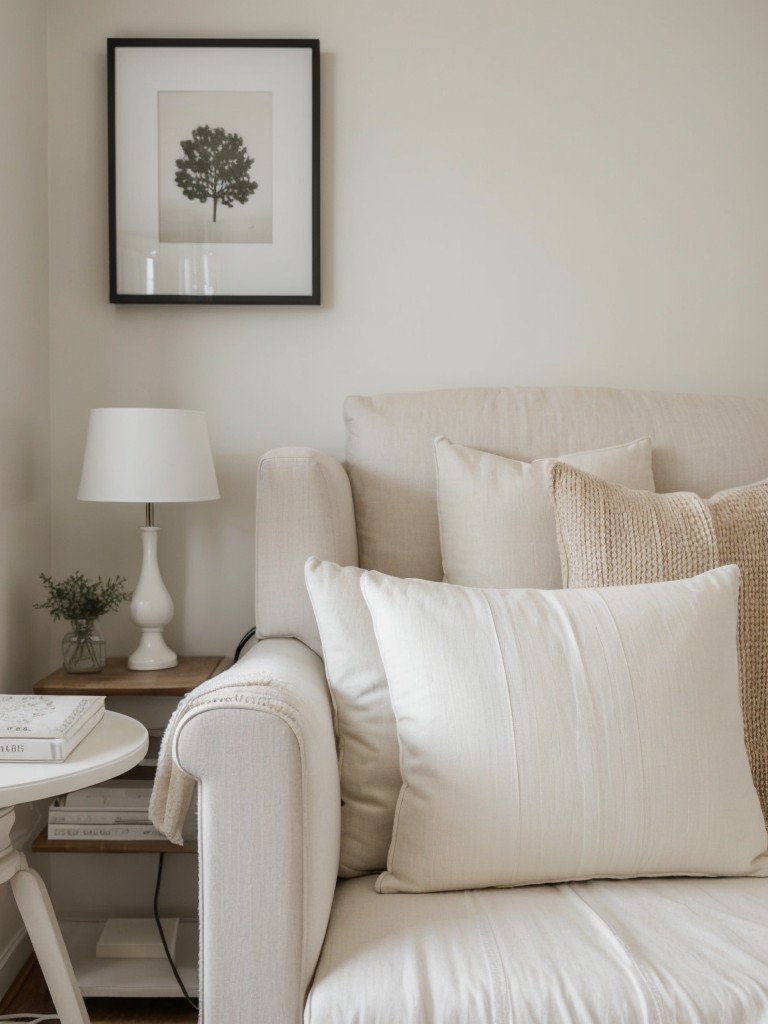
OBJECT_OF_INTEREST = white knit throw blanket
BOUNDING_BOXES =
[150,662,287,844]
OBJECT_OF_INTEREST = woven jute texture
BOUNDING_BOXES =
[550,461,768,829]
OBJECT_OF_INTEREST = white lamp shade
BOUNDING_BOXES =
[78,408,220,503]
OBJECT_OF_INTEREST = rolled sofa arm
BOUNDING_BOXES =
[170,638,340,1024]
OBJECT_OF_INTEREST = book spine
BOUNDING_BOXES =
[64,787,153,808]
[0,706,104,761]
[0,737,67,760]
[47,823,170,840]
[48,810,157,825]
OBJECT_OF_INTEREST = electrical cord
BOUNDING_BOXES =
[234,626,256,662]
[0,1016,60,1022]
[153,853,198,1012]
[150,626,256,1009]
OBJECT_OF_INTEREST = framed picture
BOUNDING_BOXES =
[108,39,320,304]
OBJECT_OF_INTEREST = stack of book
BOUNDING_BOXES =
[0,694,105,761]
[47,780,197,842]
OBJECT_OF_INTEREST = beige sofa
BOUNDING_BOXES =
[158,386,768,1023]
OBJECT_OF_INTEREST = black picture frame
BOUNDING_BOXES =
[108,38,320,305]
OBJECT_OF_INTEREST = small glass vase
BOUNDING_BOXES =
[62,619,106,674]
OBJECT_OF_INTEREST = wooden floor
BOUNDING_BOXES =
[0,955,198,1023]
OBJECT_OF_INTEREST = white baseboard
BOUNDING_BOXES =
[0,925,32,1005]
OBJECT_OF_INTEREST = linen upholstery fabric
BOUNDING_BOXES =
[172,387,768,1024]
[361,566,768,894]
[304,557,399,876]
[164,639,340,1024]
[306,873,768,1024]
[345,386,768,581]
[173,385,768,1024]
[434,434,654,588]
[550,462,768,827]
[255,448,359,655]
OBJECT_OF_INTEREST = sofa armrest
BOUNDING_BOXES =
[172,639,340,1024]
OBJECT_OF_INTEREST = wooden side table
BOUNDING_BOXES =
[33,655,230,697]
[1,711,148,1024]
[32,656,230,855]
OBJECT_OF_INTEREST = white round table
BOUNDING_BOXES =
[0,711,148,1024]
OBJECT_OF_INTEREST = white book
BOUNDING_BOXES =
[59,780,153,810]
[48,797,197,826]
[48,822,168,840]
[48,800,154,825]
[0,695,105,762]
[47,820,197,841]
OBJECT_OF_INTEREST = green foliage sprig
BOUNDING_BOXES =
[34,572,132,622]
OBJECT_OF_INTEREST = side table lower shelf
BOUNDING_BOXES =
[59,919,198,998]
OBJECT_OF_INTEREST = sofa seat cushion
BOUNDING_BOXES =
[306,874,768,1023]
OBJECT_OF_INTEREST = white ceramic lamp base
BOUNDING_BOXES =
[129,526,178,671]
[128,629,178,671]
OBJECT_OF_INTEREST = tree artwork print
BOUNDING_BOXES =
[157,92,273,245]
[174,125,258,223]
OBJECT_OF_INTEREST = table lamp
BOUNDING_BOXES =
[77,408,220,671]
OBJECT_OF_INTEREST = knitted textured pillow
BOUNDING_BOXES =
[550,462,768,829]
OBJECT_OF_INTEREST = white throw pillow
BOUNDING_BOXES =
[304,557,400,876]
[434,435,655,588]
[361,565,768,894]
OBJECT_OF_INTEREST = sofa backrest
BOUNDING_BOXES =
[344,385,768,582]
[256,385,768,652]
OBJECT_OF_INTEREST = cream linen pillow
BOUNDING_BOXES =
[549,462,768,827]
[434,435,655,588]
[304,557,399,876]
[361,566,768,894]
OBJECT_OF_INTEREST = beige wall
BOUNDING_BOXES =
[0,0,50,681]
[45,0,768,666]
[0,0,50,992]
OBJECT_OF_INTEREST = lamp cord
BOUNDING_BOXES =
[153,853,198,1012]
[233,627,256,662]
[0,1016,60,1022]
[151,626,255,1012]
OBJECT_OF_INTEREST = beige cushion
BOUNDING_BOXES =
[361,566,768,894]
[304,557,398,876]
[435,435,654,588]
[550,462,768,827]
[255,448,359,655]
